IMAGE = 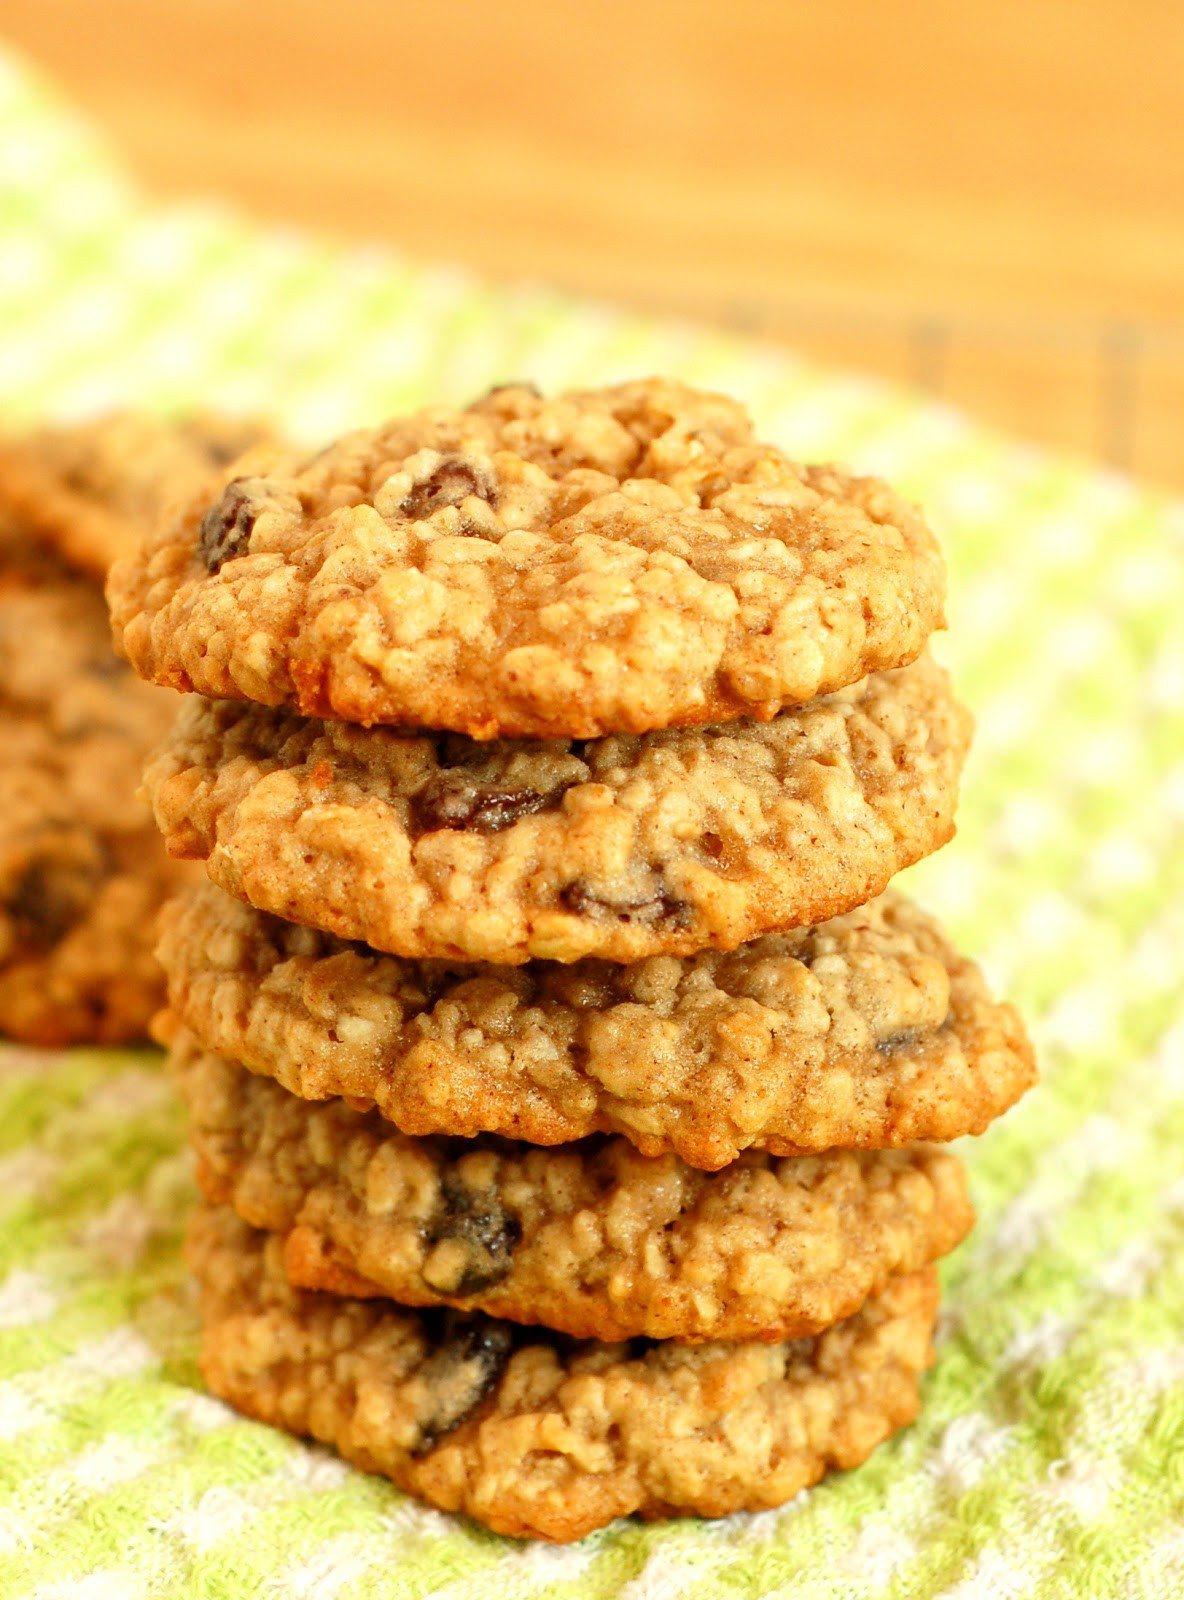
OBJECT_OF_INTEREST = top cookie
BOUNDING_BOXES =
[0,413,268,580]
[107,379,946,738]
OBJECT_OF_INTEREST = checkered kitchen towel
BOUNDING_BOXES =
[1,44,1182,1600]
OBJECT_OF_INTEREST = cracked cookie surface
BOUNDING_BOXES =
[108,378,946,738]
[146,652,970,965]
[174,1029,972,1343]
[159,884,1033,1169]
[191,1204,939,1541]
[0,542,195,1043]
[0,412,268,579]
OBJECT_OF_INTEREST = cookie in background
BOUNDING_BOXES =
[0,415,267,1045]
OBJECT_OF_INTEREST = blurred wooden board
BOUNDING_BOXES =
[5,0,1184,485]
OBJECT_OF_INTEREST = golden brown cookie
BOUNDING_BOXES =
[159,883,1033,1169]
[145,652,970,965]
[107,378,946,738]
[190,1204,939,1541]
[174,1030,973,1343]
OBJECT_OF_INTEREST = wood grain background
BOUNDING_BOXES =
[5,0,1183,484]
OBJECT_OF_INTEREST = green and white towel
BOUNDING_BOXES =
[1,44,1182,1599]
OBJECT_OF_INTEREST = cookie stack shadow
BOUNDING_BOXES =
[108,380,1037,1542]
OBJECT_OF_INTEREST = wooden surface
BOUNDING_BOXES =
[6,0,1184,485]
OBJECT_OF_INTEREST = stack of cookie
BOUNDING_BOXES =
[0,415,259,1044]
[108,380,1035,1541]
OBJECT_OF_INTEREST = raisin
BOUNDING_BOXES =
[876,1028,924,1058]
[82,654,125,683]
[560,882,691,928]
[697,473,730,504]
[479,381,541,399]
[202,434,248,468]
[401,456,496,520]
[198,478,258,573]
[7,836,107,950]
[413,775,556,834]
[423,1173,522,1296]
[410,1310,515,1455]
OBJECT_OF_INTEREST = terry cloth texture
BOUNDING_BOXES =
[1,45,1182,1600]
